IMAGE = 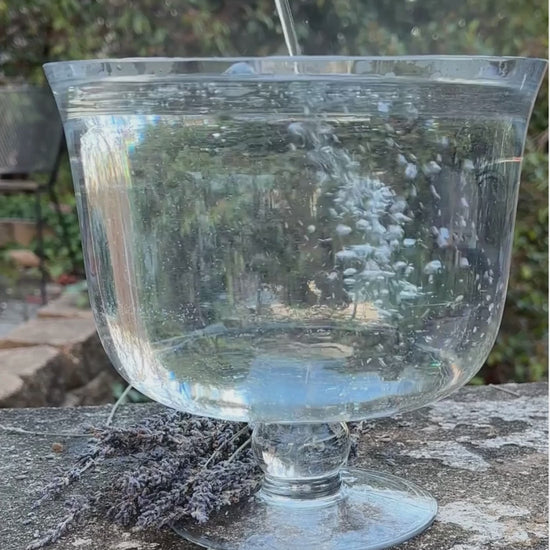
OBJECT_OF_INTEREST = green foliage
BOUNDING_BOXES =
[0,187,83,279]
[481,142,548,382]
[64,280,90,308]
[0,0,547,382]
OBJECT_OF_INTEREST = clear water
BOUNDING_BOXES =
[64,75,526,421]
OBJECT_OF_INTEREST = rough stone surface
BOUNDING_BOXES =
[0,346,69,407]
[6,249,41,268]
[58,333,113,391]
[0,295,114,407]
[0,383,546,550]
[62,370,122,407]
[0,317,97,349]
[0,371,24,403]
[38,294,93,320]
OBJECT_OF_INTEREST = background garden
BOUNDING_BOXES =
[0,0,547,384]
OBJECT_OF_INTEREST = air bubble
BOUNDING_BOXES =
[224,62,256,75]
[430,185,441,200]
[405,163,418,179]
[424,260,443,275]
[336,224,352,236]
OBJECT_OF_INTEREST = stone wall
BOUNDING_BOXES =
[0,294,119,407]
[0,383,546,549]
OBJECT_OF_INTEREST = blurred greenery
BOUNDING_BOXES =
[0,0,547,383]
[0,189,83,280]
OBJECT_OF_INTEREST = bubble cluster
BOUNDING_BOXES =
[288,113,423,316]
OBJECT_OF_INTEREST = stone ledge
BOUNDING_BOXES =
[0,296,115,408]
[0,383,546,550]
[37,293,94,320]
[0,317,97,349]
[0,346,67,407]
[0,371,24,404]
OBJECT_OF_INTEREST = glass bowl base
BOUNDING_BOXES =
[173,468,437,550]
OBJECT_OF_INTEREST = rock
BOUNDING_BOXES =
[63,370,121,406]
[6,249,41,269]
[0,383,546,550]
[0,371,24,403]
[0,300,113,406]
[0,316,112,390]
[45,283,64,300]
[0,346,68,406]
[0,317,97,349]
[38,293,93,320]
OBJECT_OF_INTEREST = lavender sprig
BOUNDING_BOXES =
[28,411,256,549]
[28,410,365,549]
[27,497,91,550]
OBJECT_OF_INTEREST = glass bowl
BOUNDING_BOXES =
[45,56,546,550]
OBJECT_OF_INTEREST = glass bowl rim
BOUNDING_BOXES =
[43,55,547,93]
[44,54,548,68]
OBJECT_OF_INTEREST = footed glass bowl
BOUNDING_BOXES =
[45,56,546,550]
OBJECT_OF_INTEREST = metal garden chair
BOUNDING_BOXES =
[0,85,76,304]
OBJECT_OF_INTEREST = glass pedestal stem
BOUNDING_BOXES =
[252,422,350,503]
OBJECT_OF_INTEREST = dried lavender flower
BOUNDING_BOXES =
[28,411,258,549]
[28,410,365,549]
[27,496,91,550]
